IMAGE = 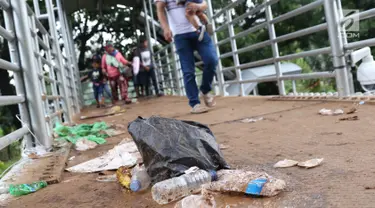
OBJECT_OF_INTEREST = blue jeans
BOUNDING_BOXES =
[174,32,218,107]
[93,83,104,101]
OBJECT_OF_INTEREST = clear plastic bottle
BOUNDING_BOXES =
[130,165,151,192]
[151,169,217,205]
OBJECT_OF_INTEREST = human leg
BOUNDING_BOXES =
[185,3,205,41]
[196,11,213,35]
[98,84,105,106]
[93,84,100,107]
[174,33,201,108]
[185,9,200,30]
[149,67,162,96]
[196,32,218,107]
[118,75,131,104]
[109,77,119,101]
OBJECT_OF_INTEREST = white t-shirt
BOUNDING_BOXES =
[155,0,196,35]
[140,50,152,67]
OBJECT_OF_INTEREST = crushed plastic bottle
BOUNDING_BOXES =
[130,165,151,192]
[9,181,47,196]
[151,169,217,205]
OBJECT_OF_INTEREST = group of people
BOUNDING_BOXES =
[83,0,218,114]
[81,38,162,108]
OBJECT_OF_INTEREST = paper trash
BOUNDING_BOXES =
[66,139,140,173]
[274,159,299,168]
[297,158,324,169]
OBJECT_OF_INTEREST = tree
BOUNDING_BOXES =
[71,6,141,70]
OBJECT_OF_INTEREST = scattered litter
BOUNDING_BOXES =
[96,174,117,182]
[9,181,47,196]
[202,169,286,197]
[104,129,126,137]
[23,145,53,159]
[246,178,268,195]
[339,116,359,121]
[75,138,97,151]
[116,166,132,189]
[241,117,264,123]
[130,165,151,192]
[359,101,365,105]
[0,184,9,194]
[346,107,357,114]
[175,193,216,208]
[297,158,324,169]
[274,159,299,168]
[68,156,75,161]
[319,108,344,116]
[108,106,126,114]
[219,144,230,150]
[66,139,139,173]
[54,122,108,145]
[128,116,229,184]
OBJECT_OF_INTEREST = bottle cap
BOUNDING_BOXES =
[130,180,141,192]
[209,170,218,181]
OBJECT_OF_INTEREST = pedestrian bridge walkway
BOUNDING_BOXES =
[3,96,375,207]
[0,0,375,207]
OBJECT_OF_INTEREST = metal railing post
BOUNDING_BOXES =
[336,0,354,94]
[171,44,182,95]
[207,0,225,96]
[157,53,166,92]
[165,48,175,95]
[3,1,33,148]
[44,0,72,122]
[64,15,83,108]
[56,0,80,113]
[265,0,285,95]
[324,0,350,96]
[12,0,50,149]
[147,0,163,94]
[227,10,244,96]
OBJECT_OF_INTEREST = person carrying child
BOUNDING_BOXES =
[176,0,213,41]
[80,54,109,108]
[102,41,132,104]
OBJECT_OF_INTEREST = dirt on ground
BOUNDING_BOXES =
[5,96,375,208]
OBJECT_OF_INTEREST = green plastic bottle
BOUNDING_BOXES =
[9,181,47,196]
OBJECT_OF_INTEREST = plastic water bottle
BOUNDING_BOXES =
[151,169,218,205]
[130,165,151,192]
[9,181,47,196]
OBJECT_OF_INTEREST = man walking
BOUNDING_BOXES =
[155,0,218,114]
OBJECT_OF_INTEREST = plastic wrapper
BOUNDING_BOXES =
[128,116,230,183]
[202,169,286,197]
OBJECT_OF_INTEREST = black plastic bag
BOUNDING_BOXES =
[128,116,230,183]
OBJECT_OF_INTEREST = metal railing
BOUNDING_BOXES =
[0,0,80,151]
[145,0,375,98]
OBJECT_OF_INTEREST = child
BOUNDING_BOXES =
[81,55,106,108]
[177,0,213,41]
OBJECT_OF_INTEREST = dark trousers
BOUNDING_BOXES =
[145,67,160,96]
